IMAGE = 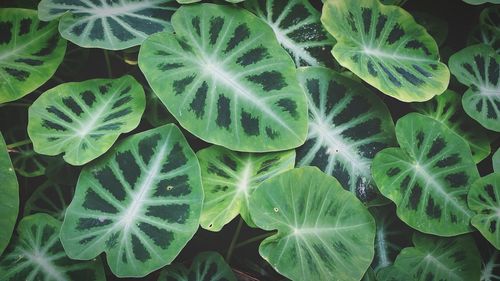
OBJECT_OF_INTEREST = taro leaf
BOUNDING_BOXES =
[462,0,500,4]
[244,0,337,68]
[5,129,52,177]
[482,251,500,281]
[138,3,308,152]
[412,89,491,163]
[157,251,236,281]
[372,112,479,236]
[37,0,178,50]
[494,148,500,173]
[0,133,18,256]
[481,6,500,34]
[468,173,500,250]
[376,265,411,281]
[28,75,146,166]
[0,213,106,281]
[0,8,66,104]
[449,44,500,132]
[177,0,244,3]
[361,268,377,281]
[379,0,407,5]
[296,66,395,205]
[197,145,295,231]
[145,87,175,127]
[60,124,203,277]
[412,12,448,47]
[321,0,450,102]
[391,233,481,281]
[249,167,375,281]
[24,181,74,220]
[468,25,500,54]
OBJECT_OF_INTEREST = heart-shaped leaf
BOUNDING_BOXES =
[249,166,375,281]
[296,66,395,205]
[321,0,450,102]
[412,89,491,163]
[0,8,66,104]
[138,3,308,152]
[372,113,479,236]
[28,75,146,166]
[197,145,295,231]
[24,181,74,220]
[0,213,106,281]
[60,124,203,277]
[157,251,236,281]
[37,0,178,50]
[0,133,18,256]
[449,44,500,132]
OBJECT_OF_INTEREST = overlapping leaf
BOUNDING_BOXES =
[494,148,500,173]
[5,128,52,177]
[139,3,308,152]
[449,44,500,132]
[463,0,500,4]
[28,75,146,165]
[372,113,479,236]
[197,145,295,231]
[321,0,450,102]
[296,67,395,204]
[37,0,178,50]
[249,167,375,281]
[0,213,106,281]
[0,8,66,104]
[60,124,203,277]
[0,133,18,255]
[24,181,74,220]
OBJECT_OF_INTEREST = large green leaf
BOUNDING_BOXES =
[249,167,375,281]
[24,181,74,220]
[28,75,146,166]
[296,66,395,205]
[0,213,106,281]
[244,0,337,68]
[138,3,308,152]
[390,233,481,281]
[0,8,66,104]
[372,113,479,236]
[321,0,450,102]
[37,0,178,50]
[412,89,491,163]
[494,148,500,173]
[0,133,18,256]
[157,251,236,281]
[449,44,500,132]
[468,173,500,250]
[462,0,500,4]
[60,124,203,277]
[197,145,295,231]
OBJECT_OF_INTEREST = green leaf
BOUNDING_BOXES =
[37,0,178,50]
[244,0,338,68]
[60,124,203,277]
[0,8,66,104]
[481,6,500,34]
[372,113,479,236]
[481,251,500,281]
[249,167,375,281]
[494,148,500,173]
[138,3,308,152]
[0,133,18,256]
[197,145,295,231]
[468,7,500,54]
[412,89,491,163]
[361,267,378,281]
[296,66,395,205]
[321,0,450,102]
[391,233,481,281]
[468,173,500,250]
[157,251,237,281]
[28,75,146,166]
[376,265,411,281]
[24,181,74,220]
[5,129,51,177]
[462,0,500,5]
[0,213,106,281]
[449,44,500,132]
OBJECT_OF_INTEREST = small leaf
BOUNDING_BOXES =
[0,133,18,255]
[28,75,146,166]
[24,181,74,220]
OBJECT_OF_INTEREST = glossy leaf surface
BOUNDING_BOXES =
[0,133,18,255]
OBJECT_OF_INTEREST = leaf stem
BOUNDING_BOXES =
[103,50,113,78]
[234,232,273,249]
[6,139,32,149]
[226,217,243,262]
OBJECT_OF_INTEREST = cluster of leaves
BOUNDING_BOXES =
[0,0,498,280]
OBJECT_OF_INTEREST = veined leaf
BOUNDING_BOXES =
[412,89,491,163]
[28,75,146,166]
[138,3,308,152]
[5,129,51,177]
[321,0,450,102]
[24,181,74,220]
[494,148,500,173]
[37,0,178,50]
[462,0,500,5]
[376,265,411,281]
[197,145,295,231]
[0,8,66,104]
[157,251,236,281]
[481,6,500,35]
[0,213,106,281]
[361,268,377,281]
[469,25,500,54]
[0,133,18,255]
[244,0,337,68]
[296,66,395,205]
[468,173,500,250]
[449,44,500,132]
[249,167,375,281]
[60,124,203,277]
[482,251,500,281]
[372,113,479,236]
[177,0,244,3]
